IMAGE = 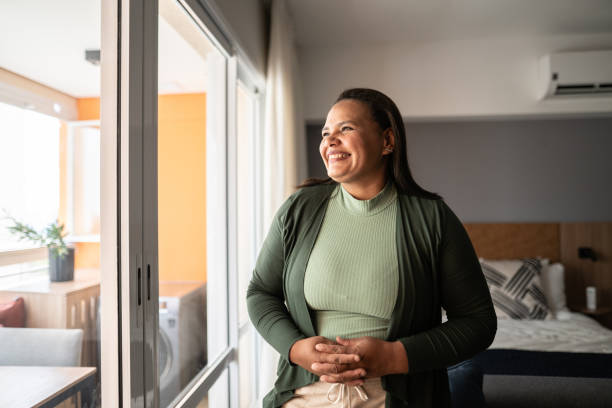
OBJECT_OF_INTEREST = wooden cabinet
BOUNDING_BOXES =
[569,306,612,329]
[0,269,100,367]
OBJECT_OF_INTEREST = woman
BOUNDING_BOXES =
[247,88,496,407]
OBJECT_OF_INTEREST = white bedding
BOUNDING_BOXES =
[490,312,612,354]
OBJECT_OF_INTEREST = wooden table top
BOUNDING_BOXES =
[0,269,100,295]
[0,366,96,408]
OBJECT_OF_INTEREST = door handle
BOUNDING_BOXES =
[147,264,151,301]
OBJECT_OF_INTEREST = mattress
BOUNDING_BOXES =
[490,312,612,354]
[474,313,612,379]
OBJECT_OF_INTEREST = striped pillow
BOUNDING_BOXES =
[480,258,550,320]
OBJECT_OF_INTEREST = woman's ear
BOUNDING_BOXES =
[382,128,395,155]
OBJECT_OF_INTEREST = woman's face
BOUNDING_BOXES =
[320,99,392,186]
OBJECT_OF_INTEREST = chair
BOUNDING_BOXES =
[0,327,83,366]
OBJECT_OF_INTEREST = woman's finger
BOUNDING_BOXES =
[311,362,339,374]
[336,336,351,345]
[319,368,367,384]
[315,343,359,356]
[315,343,345,354]
[315,352,360,365]
[311,360,360,374]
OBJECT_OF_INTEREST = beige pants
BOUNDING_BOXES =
[282,378,386,408]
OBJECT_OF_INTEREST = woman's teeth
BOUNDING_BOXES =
[329,153,349,159]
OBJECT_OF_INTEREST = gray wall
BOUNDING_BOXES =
[306,118,612,222]
[209,0,267,77]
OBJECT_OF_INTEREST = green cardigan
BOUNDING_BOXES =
[246,183,496,407]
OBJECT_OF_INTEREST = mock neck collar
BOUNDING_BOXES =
[336,181,397,216]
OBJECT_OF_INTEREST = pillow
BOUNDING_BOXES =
[0,297,26,327]
[540,262,571,319]
[480,258,550,320]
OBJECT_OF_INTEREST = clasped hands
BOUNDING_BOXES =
[289,335,409,386]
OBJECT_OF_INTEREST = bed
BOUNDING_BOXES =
[462,223,612,408]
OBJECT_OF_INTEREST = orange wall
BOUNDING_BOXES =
[76,98,100,121]
[64,94,207,280]
[158,93,207,282]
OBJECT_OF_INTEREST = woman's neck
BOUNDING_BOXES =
[341,176,388,200]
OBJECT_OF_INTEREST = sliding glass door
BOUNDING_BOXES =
[155,0,230,406]
[116,0,244,406]
[112,0,264,406]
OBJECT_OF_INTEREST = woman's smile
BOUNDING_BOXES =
[327,151,351,163]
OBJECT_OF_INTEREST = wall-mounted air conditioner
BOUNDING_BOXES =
[539,50,612,98]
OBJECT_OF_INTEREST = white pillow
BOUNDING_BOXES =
[480,258,551,320]
[540,261,571,319]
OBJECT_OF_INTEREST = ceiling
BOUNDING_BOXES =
[0,0,210,98]
[2,0,611,98]
[0,0,101,97]
[287,0,612,47]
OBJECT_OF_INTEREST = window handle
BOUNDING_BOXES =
[147,264,151,301]
[137,267,142,306]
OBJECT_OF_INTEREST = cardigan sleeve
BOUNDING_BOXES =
[398,200,497,373]
[246,207,307,362]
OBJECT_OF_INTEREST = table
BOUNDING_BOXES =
[569,305,612,329]
[0,366,96,408]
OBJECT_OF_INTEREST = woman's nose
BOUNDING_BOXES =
[326,130,340,145]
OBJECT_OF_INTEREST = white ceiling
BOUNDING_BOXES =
[0,0,210,98]
[287,0,612,47]
[2,0,611,98]
[0,0,101,97]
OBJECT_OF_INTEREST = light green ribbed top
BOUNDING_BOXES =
[304,181,399,340]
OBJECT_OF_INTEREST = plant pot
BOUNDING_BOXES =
[48,247,75,282]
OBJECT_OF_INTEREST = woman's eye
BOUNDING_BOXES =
[341,126,352,132]
[321,132,329,138]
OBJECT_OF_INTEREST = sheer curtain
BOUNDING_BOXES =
[258,0,306,400]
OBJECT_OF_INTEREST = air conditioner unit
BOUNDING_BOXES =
[539,50,612,98]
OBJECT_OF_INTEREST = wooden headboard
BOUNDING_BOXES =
[463,223,560,262]
[463,222,612,327]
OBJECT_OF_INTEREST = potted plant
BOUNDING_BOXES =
[5,216,74,282]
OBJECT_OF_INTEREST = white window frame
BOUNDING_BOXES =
[233,74,264,408]
[64,119,102,244]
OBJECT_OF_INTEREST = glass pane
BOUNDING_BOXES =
[0,102,60,252]
[157,1,227,406]
[0,1,104,407]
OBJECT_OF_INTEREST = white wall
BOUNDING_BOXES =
[299,33,612,121]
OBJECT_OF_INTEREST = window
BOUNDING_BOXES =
[0,101,60,284]
[0,101,61,252]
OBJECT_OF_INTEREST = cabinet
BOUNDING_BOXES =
[570,305,612,329]
[0,269,100,367]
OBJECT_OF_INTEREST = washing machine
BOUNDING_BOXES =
[159,281,207,408]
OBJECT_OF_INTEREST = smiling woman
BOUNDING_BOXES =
[320,99,392,200]
[247,88,497,408]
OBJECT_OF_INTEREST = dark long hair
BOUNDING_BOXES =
[299,88,441,200]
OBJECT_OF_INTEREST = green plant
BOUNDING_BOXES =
[4,214,69,258]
